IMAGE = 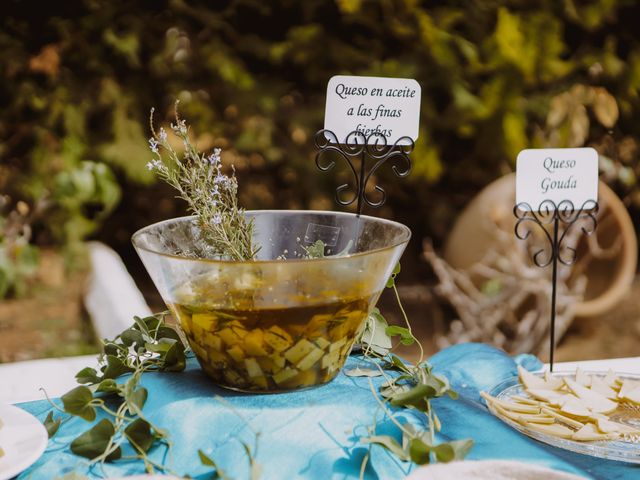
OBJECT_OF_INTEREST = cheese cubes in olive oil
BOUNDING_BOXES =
[171,297,370,392]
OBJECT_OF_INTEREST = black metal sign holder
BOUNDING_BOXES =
[314,129,414,216]
[513,199,599,371]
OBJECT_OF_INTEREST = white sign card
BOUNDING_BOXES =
[515,148,599,210]
[324,75,421,145]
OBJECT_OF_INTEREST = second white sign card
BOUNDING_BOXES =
[516,148,599,210]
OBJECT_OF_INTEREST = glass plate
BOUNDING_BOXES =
[488,371,640,464]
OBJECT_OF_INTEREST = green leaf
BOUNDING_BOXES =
[385,354,411,373]
[199,448,231,479]
[126,387,148,414]
[61,386,96,421]
[361,435,410,461]
[385,325,415,346]
[409,438,431,464]
[344,367,382,377]
[44,411,61,438]
[138,314,161,334]
[446,439,474,461]
[132,315,151,336]
[95,378,121,394]
[102,342,119,356]
[303,239,325,258]
[420,372,450,397]
[70,419,121,461]
[124,418,154,453]
[120,328,144,347]
[156,326,183,344]
[386,262,401,288]
[433,443,455,463]
[389,383,436,411]
[199,449,217,467]
[144,337,177,355]
[102,355,134,379]
[359,308,392,354]
[75,367,100,385]
[419,370,458,399]
[380,382,410,399]
[161,341,186,371]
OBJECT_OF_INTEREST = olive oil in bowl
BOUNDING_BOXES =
[171,295,375,392]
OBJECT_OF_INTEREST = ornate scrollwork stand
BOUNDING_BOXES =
[314,129,413,216]
[514,199,599,371]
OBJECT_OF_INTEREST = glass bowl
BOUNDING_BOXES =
[132,210,410,392]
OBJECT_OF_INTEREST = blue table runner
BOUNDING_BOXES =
[18,343,640,479]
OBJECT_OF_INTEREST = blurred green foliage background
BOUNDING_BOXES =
[1,0,640,296]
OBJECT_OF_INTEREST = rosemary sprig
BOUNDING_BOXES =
[147,104,259,261]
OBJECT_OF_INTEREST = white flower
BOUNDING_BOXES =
[171,119,188,135]
[146,159,162,171]
[148,138,159,154]
[159,127,167,142]
[211,185,220,196]
[213,213,222,225]
[214,174,226,184]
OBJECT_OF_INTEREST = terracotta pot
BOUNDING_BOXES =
[443,173,637,317]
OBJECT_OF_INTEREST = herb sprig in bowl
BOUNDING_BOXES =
[147,103,258,261]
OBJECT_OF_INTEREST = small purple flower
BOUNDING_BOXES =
[207,148,222,166]
[211,185,220,197]
[214,174,226,184]
[159,127,167,142]
[213,213,222,225]
[148,138,159,154]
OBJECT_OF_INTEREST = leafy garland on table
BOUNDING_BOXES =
[352,264,473,470]
[43,313,241,479]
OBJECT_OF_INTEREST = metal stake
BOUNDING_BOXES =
[514,200,599,371]
[549,216,558,371]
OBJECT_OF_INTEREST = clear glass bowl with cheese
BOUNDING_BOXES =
[132,210,410,392]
